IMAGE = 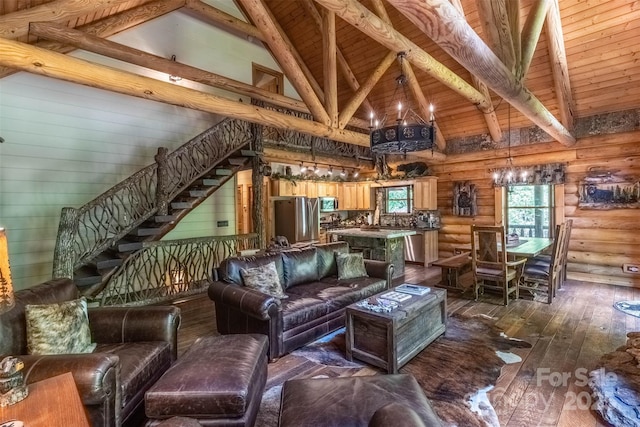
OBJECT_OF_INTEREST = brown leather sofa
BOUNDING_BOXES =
[209,241,393,360]
[0,278,181,427]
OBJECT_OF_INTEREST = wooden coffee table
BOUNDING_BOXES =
[345,286,446,373]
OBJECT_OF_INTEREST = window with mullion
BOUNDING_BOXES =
[386,186,413,213]
[505,185,554,238]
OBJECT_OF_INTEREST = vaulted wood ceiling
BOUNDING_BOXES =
[1,0,639,161]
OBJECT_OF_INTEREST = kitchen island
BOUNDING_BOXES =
[327,228,416,278]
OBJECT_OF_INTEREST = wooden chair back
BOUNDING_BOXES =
[471,225,506,271]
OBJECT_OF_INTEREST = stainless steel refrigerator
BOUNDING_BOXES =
[273,197,319,244]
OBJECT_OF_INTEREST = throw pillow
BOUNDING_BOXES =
[240,261,288,299]
[336,252,369,280]
[26,297,96,355]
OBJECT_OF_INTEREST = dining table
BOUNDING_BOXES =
[454,237,554,259]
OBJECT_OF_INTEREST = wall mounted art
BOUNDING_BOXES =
[453,181,477,217]
[578,169,640,209]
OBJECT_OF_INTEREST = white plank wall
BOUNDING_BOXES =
[0,8,289,290]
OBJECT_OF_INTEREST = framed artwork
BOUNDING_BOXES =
[453,181,477,216]
[578,170,639,209]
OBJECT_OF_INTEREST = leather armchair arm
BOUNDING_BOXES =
[208,280,281,321]
[364,260,394,288]
[21,353,119,405]
[88,306,181,360]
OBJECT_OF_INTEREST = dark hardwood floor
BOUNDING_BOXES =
[170,264,630,427]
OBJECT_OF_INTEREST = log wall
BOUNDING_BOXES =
[431,130,640,287]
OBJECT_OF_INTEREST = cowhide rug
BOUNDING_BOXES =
[254,313,531,427]
[613,300,640,318]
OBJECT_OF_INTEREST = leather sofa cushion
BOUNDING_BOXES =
[96,341,172,411]
[281,277,386,331]
[282,247,319,289]
[218,253,284,287]
[315,241,349,279]
[145,334,268,419]
[279,375,444,427]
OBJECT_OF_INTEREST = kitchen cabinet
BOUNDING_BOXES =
[340,182,372,210]
[271,180,318,197]
[356,182,372,209]
[403,229,439,267]
[305,181,318,198]
[272,179,297,196]
[317,182,337,197]
[341,183,357,209]
[414,177,438,210]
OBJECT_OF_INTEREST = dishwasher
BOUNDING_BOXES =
[404,233,424,263]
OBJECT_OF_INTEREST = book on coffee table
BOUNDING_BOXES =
[396,284,431,296]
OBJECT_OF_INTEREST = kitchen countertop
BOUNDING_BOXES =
[326,227,417,239]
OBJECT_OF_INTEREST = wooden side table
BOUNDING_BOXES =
[0,372,90,427]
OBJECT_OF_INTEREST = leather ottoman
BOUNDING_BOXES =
[278,374,444,427]
[145,334,268,427]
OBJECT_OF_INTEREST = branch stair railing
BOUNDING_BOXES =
[98,233,259,306]
[53,117,255,299]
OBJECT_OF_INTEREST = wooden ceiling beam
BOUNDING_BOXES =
[0,0,183,79]
[545,0,575,131]
[0,0,143,39]
[450,0,502,143]
[263,148,368,169]
[520,0,551,79]
[506,0,521,76]
[313,0,492,113]
[0,38,368,146]
[28,21,311,114]
[238,0,329,125]
[339,51,396,129]
[476,0,516,73]
[184,0,263,42]
[300,0,375,115]
[323,9,338,127]
[388,0,576,147]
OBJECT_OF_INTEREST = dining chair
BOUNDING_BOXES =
[520,223,566,304]
[524,219,573,297]
[471,225,527,306]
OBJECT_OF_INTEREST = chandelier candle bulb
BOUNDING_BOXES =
[397,102,402,120]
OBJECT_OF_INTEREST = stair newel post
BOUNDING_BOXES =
[52,207,80,279]
[155,147,170,216]
[250,122,266,249]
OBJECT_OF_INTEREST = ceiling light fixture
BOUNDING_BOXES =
[340,168,346,177]
[300,162,307,173]
[353,169,359,178]
[327,166,333,176]
[168,55,182,82]
[493,104,527,186]
[369,52,435,155]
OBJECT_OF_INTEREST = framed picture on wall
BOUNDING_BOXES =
[453,181,477,216]
[578,170,639,209]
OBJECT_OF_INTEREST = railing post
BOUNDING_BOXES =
[251,122,266,249]
[155,146,169,216]
[52,207,79,279]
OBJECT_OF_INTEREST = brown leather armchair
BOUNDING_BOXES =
[0,278,181,427]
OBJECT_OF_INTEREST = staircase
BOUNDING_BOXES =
[52,117,256,299]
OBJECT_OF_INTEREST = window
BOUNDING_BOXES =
[505,185,554,238]
[386,186,413,213]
